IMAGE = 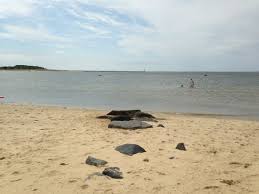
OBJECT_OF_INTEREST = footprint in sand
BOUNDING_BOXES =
[220,179,240,185]
[244,163,252,168]
[10,178,22,182]
[44,170,62,177]
[68,179,78,183]
[229,162,252,168]
[204,186,219,190]
[11,171,20,175]
[81,184,89,190]
[229,162,242,165]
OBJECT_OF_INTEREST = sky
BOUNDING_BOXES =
[0,0,259,71]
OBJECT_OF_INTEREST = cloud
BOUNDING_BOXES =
[0,0,37,18]
[67,6,124,27]
[0,0,259,70]
[107,0,259,56]
[72,1,259,58]
[76,21,110,36]
[0,24,70,43]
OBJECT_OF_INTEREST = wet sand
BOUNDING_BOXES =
[0,104,259,194]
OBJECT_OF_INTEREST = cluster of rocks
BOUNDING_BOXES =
[85,144,146,179]
[97,109,159,129]
[85,142,186,179]
[84,110,187,179]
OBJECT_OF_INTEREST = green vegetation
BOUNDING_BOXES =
[0,65,46,70]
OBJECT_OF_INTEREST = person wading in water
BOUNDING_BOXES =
[189,78,194,88]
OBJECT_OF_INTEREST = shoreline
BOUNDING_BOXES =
[2,102,258,121]
[1,70,259,73]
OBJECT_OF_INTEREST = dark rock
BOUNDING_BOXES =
[0,157,5,160]
[108,120,153,130]
[176,143,186,151]
[97,115,132,121]
[98,110,157,123]
[99,110,157,123]
[157,124,165,128]
[103,167,123,179]
[133,112,157,122]
[60,163,68,166]
[111,115,132,121]
[134,117,158,122]
[96,115,114,119]
[134,112,155,119]
[115,144,146,156]
[107,110,141,117]
[143,158,149,162]
[96,115,109,119]
[85,156,108,167]
[169,156,175,160]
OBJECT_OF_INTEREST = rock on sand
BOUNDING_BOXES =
[115,144,146,156]
[108,120,153,130]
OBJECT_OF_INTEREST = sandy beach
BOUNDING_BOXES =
[0,104,259,194]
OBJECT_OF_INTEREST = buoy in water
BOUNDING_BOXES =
[0,96,5,99]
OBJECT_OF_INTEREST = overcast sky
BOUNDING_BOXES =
[0,0,259,71]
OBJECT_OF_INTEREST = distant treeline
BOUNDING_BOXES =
[0,65,46,70]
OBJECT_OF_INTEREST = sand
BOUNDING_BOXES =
[0,104,259,194]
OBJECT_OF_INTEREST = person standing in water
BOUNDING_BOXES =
[189,78,194,88]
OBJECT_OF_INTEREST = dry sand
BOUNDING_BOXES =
[0,104,259,194]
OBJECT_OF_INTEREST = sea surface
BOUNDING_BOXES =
[0,71,259,117]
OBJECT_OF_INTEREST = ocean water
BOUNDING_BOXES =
[0,71,259,116]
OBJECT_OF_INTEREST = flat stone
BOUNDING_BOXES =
[111,115,132,121]
[134,111,155,119]
[102,167,123,179]
[134,117,158,122]
[107,110,141,117]
[134,112,157,122]
[176,143,186,151]
[96,115,114,120]
[85,156,108,167]
[108,120,153,130]
[115,144,146,156]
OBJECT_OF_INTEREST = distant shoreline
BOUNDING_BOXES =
[1,70,258,73]
[0,66,258,73]
[0,65,47,71]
